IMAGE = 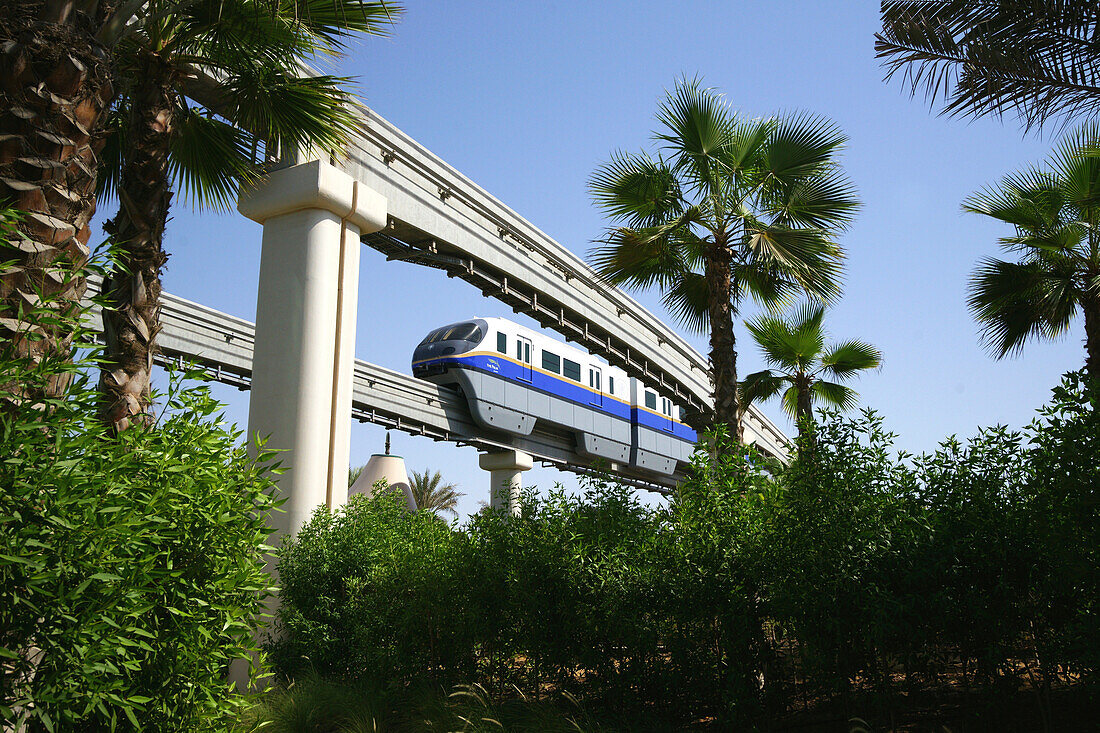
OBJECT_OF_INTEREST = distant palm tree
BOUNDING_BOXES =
[410,470,463,519]
[739,303,881,447]
[348,464,364,488]
[964,123,1100,381]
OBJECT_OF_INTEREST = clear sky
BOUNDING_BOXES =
[99,1,1081,519]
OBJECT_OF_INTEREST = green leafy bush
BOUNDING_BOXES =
[271,491,476,686]
[0,233,279,731]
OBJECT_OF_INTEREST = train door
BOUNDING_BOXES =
[588,366,602,407]
[516,335,533,381]
[660,397,674,432]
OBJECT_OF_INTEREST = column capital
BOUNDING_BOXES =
[238,159,387,234]
[479,449,534,472]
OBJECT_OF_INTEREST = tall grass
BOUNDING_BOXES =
[235,675,615,732]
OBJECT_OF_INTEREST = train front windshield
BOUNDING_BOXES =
[419,322,483,345]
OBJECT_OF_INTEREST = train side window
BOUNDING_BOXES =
[645,391,657,410]
[516,339,531,364]
[563,359,581,381]
[542,350,560,373]
[608,376,614,395]
[497,332,507,353]
[588,368,601,391]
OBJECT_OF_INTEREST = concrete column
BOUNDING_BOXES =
[479,449,533,515]
[238,160,386,538]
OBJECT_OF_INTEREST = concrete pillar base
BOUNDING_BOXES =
[479,449,533,515]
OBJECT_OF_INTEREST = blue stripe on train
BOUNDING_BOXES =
[418,353,697,444]
[632,407,698,442]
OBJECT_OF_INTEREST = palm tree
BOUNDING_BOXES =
[739,303,881,446]
[96,0,401,430]
[877,1,1100,131]
[410,469,463,520]
[589,78,858,439]
[964,123,1100,381]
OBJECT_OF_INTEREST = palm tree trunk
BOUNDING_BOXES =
[99,53,175,431]
[705,235,742,441]
[795,377,814,458]
[0,1,113,399]
[1083,297,1100,386]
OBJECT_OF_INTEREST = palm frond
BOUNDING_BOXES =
[876,0,1100,130]
[812,380,859,412]
[1049,121,1100,210]
[660,270,710,334]
[820,339,883,377]
[766,166,860,230]
[741,222,844,304]
[733,260,802,311]
[967,256,1078,357]
[95,107,127,205]
[962,168,1066,233]
[167,0,315,67]
[738,369,786,416]
[790,302,826,344]
[278,0,403,53]
[168,110,257,213]
[410,469,463,519]
[588,152,684,227]
[759,111,849,185]
[781,384,801,418]
[224,67,359,159]
[745,312,802,372]
[654,76,735,195]
[725,117,773,174]
[588,223,693,291]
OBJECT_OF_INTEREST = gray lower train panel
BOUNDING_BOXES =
[427,367,693,476]
[632,424,696,475]
[446,368,636,466]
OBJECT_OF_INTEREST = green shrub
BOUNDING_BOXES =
[1026,372,1100,682]
[271,491,475,686]
[0,239,279,731]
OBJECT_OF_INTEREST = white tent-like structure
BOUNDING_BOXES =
[348,435,417,512]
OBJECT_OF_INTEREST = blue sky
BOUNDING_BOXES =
[101,2,1080,518]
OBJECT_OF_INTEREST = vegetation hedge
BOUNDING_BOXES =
[0,228,279,731]
[274,375,1098,729]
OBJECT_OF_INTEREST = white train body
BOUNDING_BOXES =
[412,317,697,475]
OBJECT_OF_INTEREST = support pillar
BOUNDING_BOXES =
[479,449,533,515]
[238,159,386,538]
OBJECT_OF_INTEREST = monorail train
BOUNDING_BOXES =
[412,318,697,476]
